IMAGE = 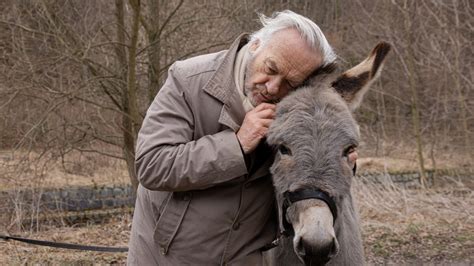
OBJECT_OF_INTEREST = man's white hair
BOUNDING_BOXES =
[250,10,336,67]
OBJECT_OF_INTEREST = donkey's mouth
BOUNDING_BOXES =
[298,238,339,266]
[291,201,340,265]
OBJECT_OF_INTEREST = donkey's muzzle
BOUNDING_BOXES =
[297,237,338,266]
[291,202,340,265]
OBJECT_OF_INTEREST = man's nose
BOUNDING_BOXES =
[265,77,283,95]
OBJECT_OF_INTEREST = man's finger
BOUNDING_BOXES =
[254,108,276,119]
[254,103,276,111]
[259,118,274,128]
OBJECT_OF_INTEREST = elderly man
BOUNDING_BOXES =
[127,10,336,265]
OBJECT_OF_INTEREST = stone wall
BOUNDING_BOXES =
[1,169,471,223]
[0,185,134,224]
[357,171,434,189]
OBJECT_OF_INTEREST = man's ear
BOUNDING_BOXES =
[249,38,260,52]
[332,42,391,111]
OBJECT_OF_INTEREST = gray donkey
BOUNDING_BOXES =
[265,42,391,266]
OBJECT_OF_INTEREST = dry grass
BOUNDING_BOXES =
[1,178,472,264]
[0,149,129,191]
[357,140,472,174]
[354,176,474,264]
[0,149,130,234]
[0,215,131,265]
[354,135,473,177]
[0,146,472,264]
[1,141,471,190]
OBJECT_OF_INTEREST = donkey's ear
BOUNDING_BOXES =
[332,42,391,111]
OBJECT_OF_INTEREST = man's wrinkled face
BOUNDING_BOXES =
[245,28,323,106]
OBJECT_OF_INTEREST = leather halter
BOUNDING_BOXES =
[279,163,356,237]
[260,163,356,251]
[260,188,338,251]
[281,188,337,236]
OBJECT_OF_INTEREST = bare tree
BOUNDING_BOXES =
[0,0,472,199]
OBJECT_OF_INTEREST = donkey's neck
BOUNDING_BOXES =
[330,194,364,266]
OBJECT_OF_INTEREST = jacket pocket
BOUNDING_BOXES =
[153,191,192,255]
[146,189,172,223]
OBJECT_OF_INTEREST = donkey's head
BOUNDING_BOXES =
[267,42,391,265]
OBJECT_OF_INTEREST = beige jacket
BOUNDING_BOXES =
[127,35,277,265]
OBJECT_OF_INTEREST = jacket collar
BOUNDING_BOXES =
[204,34,249,132]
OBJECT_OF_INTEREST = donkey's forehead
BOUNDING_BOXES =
[268,86,359,144]
[269,111,359,148]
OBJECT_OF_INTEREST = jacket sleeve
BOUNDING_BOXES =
[135,63,248,191]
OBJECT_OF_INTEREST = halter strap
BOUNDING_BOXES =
[262,162,357,250]
[281,188,337,236]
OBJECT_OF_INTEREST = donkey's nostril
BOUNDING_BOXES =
[296,237,337,265]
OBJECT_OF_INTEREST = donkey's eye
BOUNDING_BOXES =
[343,146,355,156]
[278,145,292,156]
[343,146,358,163]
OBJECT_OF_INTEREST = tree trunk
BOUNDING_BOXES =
[452,0,470,151]
[146,0,161,105]
[404,0,427,188]
[115,0,140,196]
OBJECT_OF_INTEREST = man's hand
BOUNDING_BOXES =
[237,103,276,154]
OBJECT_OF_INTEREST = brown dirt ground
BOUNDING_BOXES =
[1,181,472,265]
[0,216,131,265]
[1,202,472,265]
